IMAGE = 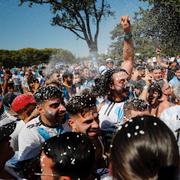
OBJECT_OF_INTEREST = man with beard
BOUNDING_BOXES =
[97,16,134,132]
[66,89,108,178]
[18,86,68,162]
[62,71,76,103]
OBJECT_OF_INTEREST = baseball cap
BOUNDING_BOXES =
[169,57,176,62]
[11,94,36,113]
[106,58,114,63]
[152,57,157,62]
[0,121,16,141]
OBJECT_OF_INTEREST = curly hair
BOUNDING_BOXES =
[66,89,96,115]
[34,86,64,105]
[92,68,128,97]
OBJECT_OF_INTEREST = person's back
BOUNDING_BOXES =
[110,115,179,180]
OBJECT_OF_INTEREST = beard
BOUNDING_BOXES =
[45,109,66,124]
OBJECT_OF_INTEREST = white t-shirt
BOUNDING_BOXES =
[10,120,25,151]
[98,99,124,131]
[160,105,180,152]
[18,116,65,161]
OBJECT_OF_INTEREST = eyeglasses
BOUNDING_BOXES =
[34,172,59,177]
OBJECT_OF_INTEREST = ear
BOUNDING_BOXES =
[37,104,43,113]
[68,118,76,131]
[110,84,115,90]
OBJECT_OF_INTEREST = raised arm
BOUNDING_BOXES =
[120,16,134,76]
[156,48,168,68]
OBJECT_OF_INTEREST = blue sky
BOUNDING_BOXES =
[0,0,148,57]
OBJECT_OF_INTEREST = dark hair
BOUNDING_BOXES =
[3,92,18,108]
[62,71,73,81]
[153,65,163,71]
[66,89,96,115]
[41,132,95,179]
[136,65,145,71]
[148,82,162,100]
[123,98,149,116]
[93,68,128,96]
[34,86,64,104]
[174,65,180,72]
[27,76,38,85]
[110,115,179,180]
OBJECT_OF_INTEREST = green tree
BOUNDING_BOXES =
[0,48,76,67]
[19,0,114,55]
[109,22,154,60]
[110,0,180,58]
[136,0,180,55]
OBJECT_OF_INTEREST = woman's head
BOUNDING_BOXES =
[110,115,179,180]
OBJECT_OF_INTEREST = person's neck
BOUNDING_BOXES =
[40,116,60,128]
[161,94,168,101]
[63,81,71,88]
[108,94,124,103]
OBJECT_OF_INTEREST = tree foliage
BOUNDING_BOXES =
[136,0,180,55]
[109,0,180,59]
[19,0,114,53]
[109,23,154,60]
[0,48,75,68]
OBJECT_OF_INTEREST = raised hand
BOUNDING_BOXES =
[120,16,131,33]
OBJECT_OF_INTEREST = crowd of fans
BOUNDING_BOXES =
[0,16,179,180]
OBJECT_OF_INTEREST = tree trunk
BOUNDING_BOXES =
[88,41,98,62]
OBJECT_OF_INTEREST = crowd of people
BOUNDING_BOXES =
[0,16,179,180]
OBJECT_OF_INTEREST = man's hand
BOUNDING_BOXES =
[120,16,131,33]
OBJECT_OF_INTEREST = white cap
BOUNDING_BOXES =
[169,57,175,62]
[152,57,157,62]
[105,58,114,63]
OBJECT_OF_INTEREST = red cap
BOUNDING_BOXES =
[11,94,36,112]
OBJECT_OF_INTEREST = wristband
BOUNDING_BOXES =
[124,32,132,41]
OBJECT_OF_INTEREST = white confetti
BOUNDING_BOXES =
[71,158,75,165]
[153,122,157,126]
[129,119,133,122]
[139,130,145,134]
[127,133,131,138]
